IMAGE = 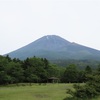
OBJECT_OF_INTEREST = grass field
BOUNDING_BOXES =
[0,83,100,100]
[0,83,72,100]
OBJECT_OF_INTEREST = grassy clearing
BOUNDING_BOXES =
[0,83,100,100]
[0,83,72,100]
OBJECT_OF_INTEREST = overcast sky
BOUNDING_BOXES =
[0,0,100,55]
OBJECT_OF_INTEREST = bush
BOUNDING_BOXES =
[65,80,100,100]
[74,84,98,99]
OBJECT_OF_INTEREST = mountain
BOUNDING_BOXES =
[6,35,100,60]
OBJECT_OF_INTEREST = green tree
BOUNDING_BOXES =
[62,64,79,83]
[5,55,12,62]
[85,65,92,74]
[27,74,39,85]
[23,57,48,83]
[7,62,24,84]
[0,56,9,84]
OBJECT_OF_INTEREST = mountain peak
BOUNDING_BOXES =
[39,35,70,44]
[43,35,58,40]
[42,35,62,39]
[33,35,70,50]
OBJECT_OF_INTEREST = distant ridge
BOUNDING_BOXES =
[6,35,100,60]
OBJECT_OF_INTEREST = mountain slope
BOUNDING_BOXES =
[6,35,100,60]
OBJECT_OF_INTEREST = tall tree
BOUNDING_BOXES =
[7,62,24,84]
[62,64,79,83]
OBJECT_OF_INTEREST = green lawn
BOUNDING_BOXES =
[0,83,72,100]
[0,83,100,100]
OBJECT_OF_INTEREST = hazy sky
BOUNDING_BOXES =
[0,0,100,55]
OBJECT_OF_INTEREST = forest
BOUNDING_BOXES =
[0,55,100,85]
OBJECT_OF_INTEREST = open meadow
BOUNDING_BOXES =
[0,83,71,100]
[0,83,100,100]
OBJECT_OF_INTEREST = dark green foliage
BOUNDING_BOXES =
[77,70,86,83]
[5,55,12,62]
[0,56,9,84]
[7,62,24,84]
[23,57,48,83]
[0,55,62,85]
[1,54,100,92]
[65,84,99,100]
[51,59,100,69]
[73,84,98,99]
[61,64,79,83]
[65,66,100,100]
[85,65,92,74]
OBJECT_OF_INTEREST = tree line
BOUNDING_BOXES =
[0,55,62,85]
[0,55,100,85]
